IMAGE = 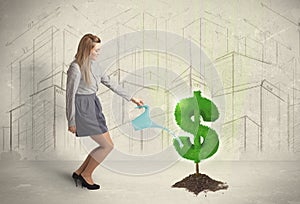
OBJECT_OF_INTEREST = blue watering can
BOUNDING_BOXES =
[131,105,183,147]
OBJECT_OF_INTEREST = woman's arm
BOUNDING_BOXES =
[101,74,144,106]
[130,97,144,106]
[95,61,144,106]
[100,74,133,101]
[66,64,81,129]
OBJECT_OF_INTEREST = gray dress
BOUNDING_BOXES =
[66,60,133,137]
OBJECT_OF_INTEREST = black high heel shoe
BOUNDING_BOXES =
[78,175,100,190]
[72,172,80,187]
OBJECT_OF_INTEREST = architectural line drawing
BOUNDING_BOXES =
[1,1,299,161]
[5,7,61,47]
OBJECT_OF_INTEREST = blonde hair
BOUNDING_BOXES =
[75,33,101,86]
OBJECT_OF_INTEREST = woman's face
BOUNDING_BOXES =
[90,43,101,61]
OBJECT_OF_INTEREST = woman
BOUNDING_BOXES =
[66,33,144,190]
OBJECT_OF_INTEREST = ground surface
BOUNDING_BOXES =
[0,160,299,204]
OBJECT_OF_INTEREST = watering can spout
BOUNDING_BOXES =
[131,105,165,130]
[130,105,184,148]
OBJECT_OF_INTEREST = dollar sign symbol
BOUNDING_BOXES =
[173,90,219,170]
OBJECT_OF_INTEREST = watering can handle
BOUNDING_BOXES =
[135,104,149,109]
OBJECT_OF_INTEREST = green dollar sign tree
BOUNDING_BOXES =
[173,90,219,175]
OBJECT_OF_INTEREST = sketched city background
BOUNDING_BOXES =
[0,0,299,161]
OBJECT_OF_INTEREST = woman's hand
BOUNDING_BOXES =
[68,126,76,134]
[131,97,144,106]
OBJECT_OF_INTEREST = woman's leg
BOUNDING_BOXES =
[74,154,91,175]
[80,131,114,184]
